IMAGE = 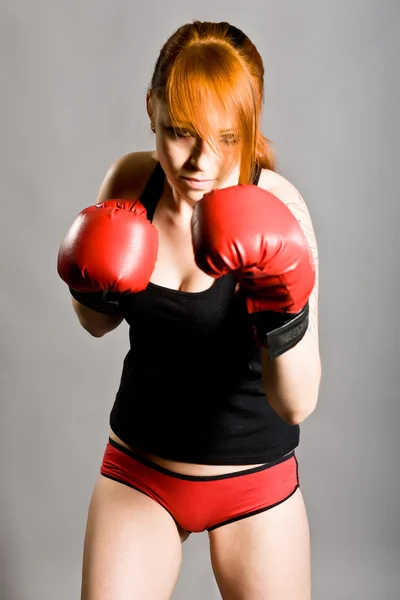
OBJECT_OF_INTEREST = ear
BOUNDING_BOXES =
[146,90,153,121]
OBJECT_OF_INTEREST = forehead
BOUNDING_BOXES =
[156,99,235,131]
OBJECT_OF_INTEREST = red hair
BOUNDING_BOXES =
[149,21,276,184]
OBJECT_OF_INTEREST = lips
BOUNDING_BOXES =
[183,177,212,182]
[181,176,215,190]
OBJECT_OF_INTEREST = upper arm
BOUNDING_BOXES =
[265,176,320,350]
[96,150,157,203]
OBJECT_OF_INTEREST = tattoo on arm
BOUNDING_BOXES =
[285,193,319,346]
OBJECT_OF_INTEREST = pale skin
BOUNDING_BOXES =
[77,95,320,599]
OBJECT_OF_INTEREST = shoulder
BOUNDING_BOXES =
[258,169,313,218]
[257,169,318,250]
[97,150,158,202]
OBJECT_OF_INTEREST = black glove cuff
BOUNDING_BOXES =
[252,302,309,359]
[69,287,122,317]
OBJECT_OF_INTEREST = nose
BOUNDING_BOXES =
[188,137,217,171]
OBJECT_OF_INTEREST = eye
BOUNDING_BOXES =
[166,126,193,139]
[221,134,239,145]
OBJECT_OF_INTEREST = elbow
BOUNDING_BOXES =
[283,382,321,425]
[77,318,109,338]
[77,317,106,337]
[86,327,107,338]
[269,398,318,426]
[71,297,123,337]
[83,321,123,337]
[284,404,317,425]
[271,380,321,426]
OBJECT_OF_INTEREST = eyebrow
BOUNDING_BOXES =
[164,121,235,134]
[163,116,236,137]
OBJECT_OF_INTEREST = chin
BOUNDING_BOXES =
[182,188,209,203]
[176,179,214,198]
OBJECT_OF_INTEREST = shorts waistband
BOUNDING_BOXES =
[107,437,295,482]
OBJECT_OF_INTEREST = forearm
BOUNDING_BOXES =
[261,334,322,424]
[72,298,124,337]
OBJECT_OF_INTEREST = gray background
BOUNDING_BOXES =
[1,0,399,598]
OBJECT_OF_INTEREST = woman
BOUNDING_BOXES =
[58,20,321,600]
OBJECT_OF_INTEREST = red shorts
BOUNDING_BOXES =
[100,438,300,533]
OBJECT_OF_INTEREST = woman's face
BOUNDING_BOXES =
[150,98,241,202]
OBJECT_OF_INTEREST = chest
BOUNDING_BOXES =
[150,209,215,293]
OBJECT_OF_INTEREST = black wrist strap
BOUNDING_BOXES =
[253,302,309,359]
[69,287,121,317]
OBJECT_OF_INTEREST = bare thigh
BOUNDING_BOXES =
[208,488,311,600]
[81,475,186,600]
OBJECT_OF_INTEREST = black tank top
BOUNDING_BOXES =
[110,163,300,464]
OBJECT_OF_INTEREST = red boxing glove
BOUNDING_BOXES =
[57,199,158,295]
[191,185,316,358]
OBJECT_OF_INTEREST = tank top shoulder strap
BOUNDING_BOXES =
[252,165,262,186]
[139,161,165,221]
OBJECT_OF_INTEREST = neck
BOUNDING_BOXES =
[162,178,196,226]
